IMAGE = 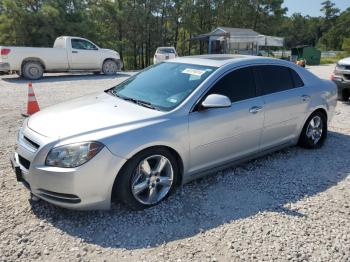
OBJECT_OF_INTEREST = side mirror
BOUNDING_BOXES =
[201,94,231,109]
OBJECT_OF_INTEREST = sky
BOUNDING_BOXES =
[283,0,350,17]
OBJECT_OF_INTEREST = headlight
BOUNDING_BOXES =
[336,63,346,70]
[45,142,104,168]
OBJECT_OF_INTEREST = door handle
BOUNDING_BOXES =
[72,50,78,54]
[301,95,311,102]
[249,106,263,114]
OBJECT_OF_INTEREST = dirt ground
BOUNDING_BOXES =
[0,65,349,262]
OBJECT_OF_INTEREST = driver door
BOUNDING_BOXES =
[188,67,264,174]
[68,38,100,70]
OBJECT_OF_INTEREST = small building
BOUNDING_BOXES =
[291,46,321,65]
[191,27,284,55]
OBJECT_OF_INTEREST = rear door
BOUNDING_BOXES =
[188,66,265,173]
[67,38,100,70]
[255,65,309,149]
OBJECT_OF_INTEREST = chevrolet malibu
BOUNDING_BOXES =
[11,55,337,210]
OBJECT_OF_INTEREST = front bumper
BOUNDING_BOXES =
[12,126,127,210]
[333,78,350,91]
[0,62,10,72]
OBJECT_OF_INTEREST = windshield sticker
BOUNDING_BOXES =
[182,68,206,77]
[167,97,178,103]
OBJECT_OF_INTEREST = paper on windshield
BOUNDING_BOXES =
[182,68,206,77]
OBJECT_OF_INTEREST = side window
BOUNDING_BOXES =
[207,67,256,103]
[258,65,294,95]
[290,69,304,87]
[71,39,97,50]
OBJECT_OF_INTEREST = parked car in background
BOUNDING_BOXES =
[0,36,123,80]
[332,57,350,101]
[153,47,177,64]
[11,55,337,210]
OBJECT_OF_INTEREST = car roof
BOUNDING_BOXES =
[167,54,288,68]
[157,46,176,49]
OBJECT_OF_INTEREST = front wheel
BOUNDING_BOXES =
[298,111,327,149]
[102,60,118,75]
[114,148,179,210]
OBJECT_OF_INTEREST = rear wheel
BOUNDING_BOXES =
[102,60,118,75]
[298,111,327,149]
[22,61,44,80]
[114,148,179,210]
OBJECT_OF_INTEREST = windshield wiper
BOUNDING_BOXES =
[107,90,160,110]
[112,94,158,111]
[123,97,160,110]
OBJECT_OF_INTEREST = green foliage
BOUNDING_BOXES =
[342,38,350,54]
[0,0,349,69]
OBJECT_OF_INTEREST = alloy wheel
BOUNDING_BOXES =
[306,115,323,144]
[131,155,174,205]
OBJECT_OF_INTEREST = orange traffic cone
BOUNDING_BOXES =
[22,82,40,117]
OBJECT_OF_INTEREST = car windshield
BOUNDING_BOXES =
[108,62,217,111]
[157,48,176,54]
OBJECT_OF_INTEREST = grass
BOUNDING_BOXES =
[320,57,339,65]
[320,52,349,65]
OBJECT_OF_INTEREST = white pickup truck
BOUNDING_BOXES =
[0,36,123,80]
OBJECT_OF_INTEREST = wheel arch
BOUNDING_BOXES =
[21,57,46,70]
[111,145,184,201]
[102,58,122,70]
[297,107,328,144]
[312,107,328,121]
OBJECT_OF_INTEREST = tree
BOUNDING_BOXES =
[0,0,348,69]
[342,38,350,54]
[319,8,350,50]
[319,0,341,49]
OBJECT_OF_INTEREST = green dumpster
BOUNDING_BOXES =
[291,46,321,65]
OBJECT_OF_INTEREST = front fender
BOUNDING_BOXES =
[100,117,190,173]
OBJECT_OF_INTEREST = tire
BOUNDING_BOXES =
[102,60,118,75]
[22,61,44,80]
[298,111,327,149]
[338,89,350,102]
[114,148,179,210]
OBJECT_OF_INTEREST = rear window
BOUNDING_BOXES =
[290,69,304,87]
[157,48,176,54]
[257,65,294,95]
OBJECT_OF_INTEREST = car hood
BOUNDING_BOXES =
[27,92,163,139]
[101,48,120,59]
[338,57,350,65]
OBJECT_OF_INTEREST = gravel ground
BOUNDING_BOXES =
[0,66,349,262]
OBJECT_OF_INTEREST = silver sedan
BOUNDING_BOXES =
[11,55,337,210]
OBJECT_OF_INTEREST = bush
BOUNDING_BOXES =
[342,38,350,55]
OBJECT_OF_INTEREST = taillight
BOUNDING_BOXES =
[1,48,10,56]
